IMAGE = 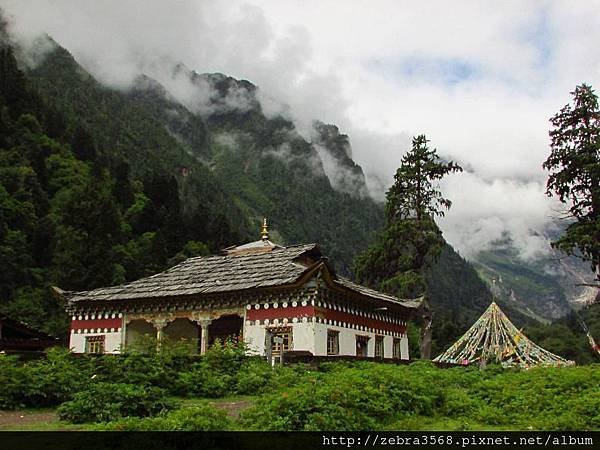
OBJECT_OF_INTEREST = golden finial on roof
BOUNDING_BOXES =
[261,217,269,241]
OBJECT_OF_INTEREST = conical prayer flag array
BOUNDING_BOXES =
[434,302,575,369]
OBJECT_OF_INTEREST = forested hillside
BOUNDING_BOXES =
[1,35,535,352]
[0,43,253,337]
[525,302,600,364]
[0,37,385,338]
[27,43,383,275]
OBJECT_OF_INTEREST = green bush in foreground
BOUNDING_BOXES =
[57,383,176,423]
[235,359,309,395]
[3,344,600,431]
[176,362,234,398]
[96,404,232,431]
[241,362,447,431]
[240,362,600,431]
[0,354,27,409]
[0,348,92,409]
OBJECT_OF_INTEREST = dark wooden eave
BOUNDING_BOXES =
[0,313,59,352]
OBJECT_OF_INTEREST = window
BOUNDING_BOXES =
[86,335,105,354]
[355,335,369,357]
[270,327,292,355]
[393,338,401,359]
[327,330,339,355]
[375,336,384,358]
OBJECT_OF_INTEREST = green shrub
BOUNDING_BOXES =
[57,382,176,423]
[241,362,600,431]
[234,358,311,396]
[172,339,250,398]
[176,361,234,397]
[473,405,509,426]
[235,358,274,394]
[241,363,448,430]
[22,348,93,407]
[303,403,376,431]
[531,412,587,431]
[203,338,247,376]
[466,365,600,429]
[0,348,94,409]
[241,386,375,431]
[97,404,231,431]
[443,388,478,416]
[91,339,199,393]
[3,341,600,432]
[0,354,27,409]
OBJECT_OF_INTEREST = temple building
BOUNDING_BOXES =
[55,220,421,360]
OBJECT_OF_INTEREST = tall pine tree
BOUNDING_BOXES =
[354,135,462,358]
[544,84,600,286]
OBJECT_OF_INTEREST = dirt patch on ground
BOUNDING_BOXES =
[209,399,252,419]
[0,398,253,429]
[0,410,58,429]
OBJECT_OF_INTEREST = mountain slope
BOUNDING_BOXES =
[90,56,502,338]
[472,231,597,322]
[1,36,518,353]
[26,45,252,248]
[28,47,383,273]
[525,301,600,364]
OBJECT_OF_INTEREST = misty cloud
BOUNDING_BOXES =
[438,172,559,261]
[313,144,368,198]
[3,0,600,261]
[263,141,328,182]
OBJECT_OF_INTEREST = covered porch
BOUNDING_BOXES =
[123,312,244,354]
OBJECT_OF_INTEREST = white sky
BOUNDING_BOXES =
[3,0,600,259]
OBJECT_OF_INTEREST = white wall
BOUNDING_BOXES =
[243,320,316,355]
[293,321,315,354]
[69,319,409,359]
[366,334,374,357]
[243,321,265,355]
[69,331,122,354]
[339,326,357,356]
[313,322,358,356]
[400,334,409,360]
[384,335,393,358]
[312,322,406,358]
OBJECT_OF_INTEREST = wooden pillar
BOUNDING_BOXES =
[152,319,168,350]
[199,319,212,355]
[264,329,273,366]
[120,314,127,352]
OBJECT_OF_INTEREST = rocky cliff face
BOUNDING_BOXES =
[311,121,370,198]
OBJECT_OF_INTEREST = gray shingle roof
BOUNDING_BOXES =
[59,242,420,311]
[334,278,422,309]
[64,243,318,303]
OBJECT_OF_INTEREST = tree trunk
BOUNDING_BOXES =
[419,296,433,360]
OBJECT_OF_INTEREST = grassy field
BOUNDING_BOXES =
[0,396,254,431]
[0,400,558,432]
[0,399,589,432]
[1,345,599,431]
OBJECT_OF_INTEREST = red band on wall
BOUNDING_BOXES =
[71,318,122,331]
[246,304,315,321]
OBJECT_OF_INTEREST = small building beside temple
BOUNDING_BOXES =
[0,313,59,354]
[55,221,421,360]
